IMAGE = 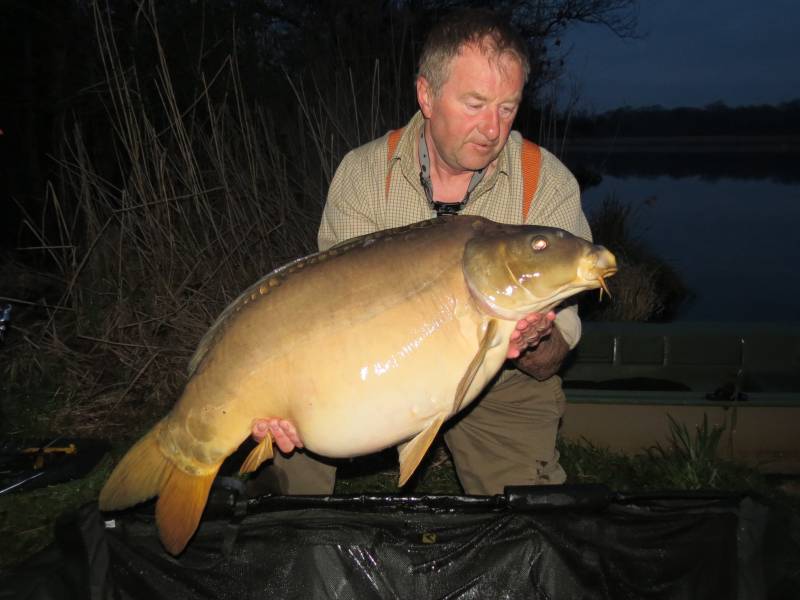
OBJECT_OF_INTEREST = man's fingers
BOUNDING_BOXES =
[272,428,295,454]
[278,419,303,448]
[508,311,558,357]
[252,420,269,442]
[251,418,304,450]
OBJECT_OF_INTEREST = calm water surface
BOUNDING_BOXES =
[580,174,800,321]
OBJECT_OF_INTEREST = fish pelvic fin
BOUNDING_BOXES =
[156,464,220,556]
[397,414,445,487]
[453,318,498,413]
[98,421,171,511]
[239,435,274,474]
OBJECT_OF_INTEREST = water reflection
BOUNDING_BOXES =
[578,173,800,322]
[566,138,800,184]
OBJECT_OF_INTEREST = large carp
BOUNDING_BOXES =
[99,216,616,554]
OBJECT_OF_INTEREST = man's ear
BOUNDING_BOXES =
[416,76,433,118]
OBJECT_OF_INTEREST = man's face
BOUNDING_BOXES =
[417,43,524,174]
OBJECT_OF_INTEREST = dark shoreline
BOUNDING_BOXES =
[560,137,800,183]
[565,135,800,154]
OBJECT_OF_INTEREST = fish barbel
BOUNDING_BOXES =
[99,215,617,554]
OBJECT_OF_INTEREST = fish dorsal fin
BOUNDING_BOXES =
[239,435,274,474]
[397,414,445,487]
[452,319,498,414]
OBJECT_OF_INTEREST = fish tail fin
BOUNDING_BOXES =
[155,464,219,555]
[98,422,171,511]
[99,420,220,555]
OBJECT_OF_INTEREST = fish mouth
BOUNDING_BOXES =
[578,248,618,296]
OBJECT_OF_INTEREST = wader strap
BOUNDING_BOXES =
[385,127,405,199]
[521,138,542,222]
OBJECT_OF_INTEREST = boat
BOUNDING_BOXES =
[560,322,800,473]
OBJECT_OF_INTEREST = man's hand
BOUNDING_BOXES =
[506,311,556,359]
[508,311,571,380]
[251,418,304,453]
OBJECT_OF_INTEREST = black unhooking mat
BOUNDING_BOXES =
[2,483,799,599]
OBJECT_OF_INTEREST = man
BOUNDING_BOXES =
[251,9,591,495]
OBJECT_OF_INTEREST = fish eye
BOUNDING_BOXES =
[531,236,548,251]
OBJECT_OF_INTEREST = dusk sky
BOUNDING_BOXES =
[559,0,800,112]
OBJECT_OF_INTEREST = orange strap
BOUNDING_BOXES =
[520,138,542,222]
[384,127,405,199]
[385,127,541,222]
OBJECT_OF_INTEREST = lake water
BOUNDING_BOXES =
[576,171,800,322]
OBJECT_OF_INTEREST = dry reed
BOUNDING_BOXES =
[5,4,327,437]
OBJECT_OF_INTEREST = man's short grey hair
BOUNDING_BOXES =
[418,9,531,95]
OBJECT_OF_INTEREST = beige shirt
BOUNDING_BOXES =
[318,111,591,348]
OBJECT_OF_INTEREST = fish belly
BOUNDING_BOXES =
[283,300,514,458]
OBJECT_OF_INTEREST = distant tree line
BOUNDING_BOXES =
[567,100,800,138]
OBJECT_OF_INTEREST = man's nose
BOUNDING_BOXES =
[478,109,500,141]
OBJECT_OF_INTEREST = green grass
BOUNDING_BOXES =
[0,454,113,571]
[560,437,768,494]
[558,413,785,499]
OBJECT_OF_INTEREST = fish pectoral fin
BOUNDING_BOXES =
[452,318,498,413]
[397,414,445,487]
[239,435,274,474]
